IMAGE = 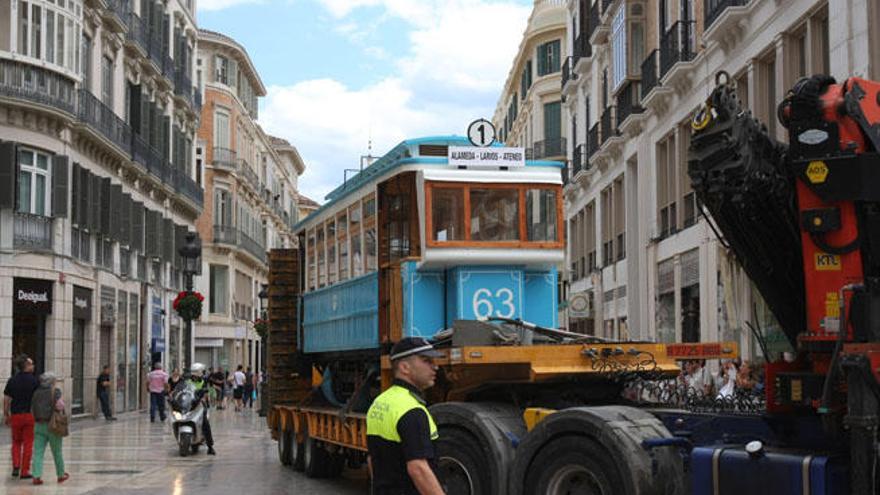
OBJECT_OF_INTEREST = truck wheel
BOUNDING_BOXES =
[290,433,305,471]
[509,406,684,495]
[523,436,619,494]
[303,431,331,478]
[277,427,292,466]
[432,402,525,495]
[436,428,488,495]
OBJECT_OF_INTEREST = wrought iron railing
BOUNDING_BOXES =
[240,231,267,263]
[600,106,617,144]
[239,159,260,191]
[104,0,131,26]
[174,169,203,205]
[588,1,600,39]
[616,81,643,125]
[125,13,148,54]
[534,138,567,159]
[78,89,132,153]
[660,21,696,79]
[213,224,238,245]
[0,60,76,114]
[213,147,237,170]
[575,32,592,59]
[562,56,576,89]
[571,143,585,177]
[641,49,659,101]
[587,123,600,160]
[14,212,53,250]
[705,0,748,31]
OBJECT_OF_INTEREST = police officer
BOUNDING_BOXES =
[186,363,216,455]
[367,337,445,495]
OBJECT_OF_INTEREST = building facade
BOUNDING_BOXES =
[194,30,302,374]
[0,0,203,416]
[493,0,568,163]
[561,0,878,359]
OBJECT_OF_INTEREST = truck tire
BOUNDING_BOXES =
[303,430,331,478]
[290,433,305,471]
[278,427,292,466]
[431,402,526,495]
[509,406,684,495]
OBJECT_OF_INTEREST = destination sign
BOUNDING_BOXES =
[448,146,526,168]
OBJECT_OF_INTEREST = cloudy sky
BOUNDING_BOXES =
[198,0,534,203]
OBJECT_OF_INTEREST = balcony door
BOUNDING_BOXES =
[543,101,561,156]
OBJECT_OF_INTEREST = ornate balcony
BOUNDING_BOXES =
[587,123,600,161]
[562,56,576,90]
[616,81,644,134]
[705,0,749,31]
[660,21,696,80]
[238,159,260,191]
[14,213,53,251]
[78,89,132,155]
[240,231,267,264]
[213,224,238,245]
[0,60,76,114]
[640,50,660,101]
[600,106,617,145]
[534,138,567,159]
[212,147,237,170]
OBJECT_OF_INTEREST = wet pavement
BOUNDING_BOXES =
[1,406,369,494]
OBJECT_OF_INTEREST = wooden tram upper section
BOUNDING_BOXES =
[293,136,567,296]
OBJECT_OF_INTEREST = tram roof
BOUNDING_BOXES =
[294,135,564,232]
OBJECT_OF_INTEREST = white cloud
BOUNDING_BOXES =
[260,0,532,203]
[198,0,262,11]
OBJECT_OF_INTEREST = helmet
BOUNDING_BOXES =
[190,362,207,378]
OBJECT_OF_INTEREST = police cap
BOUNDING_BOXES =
[389,337,444,361]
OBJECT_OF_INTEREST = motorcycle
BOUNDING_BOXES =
[170,382,207,456]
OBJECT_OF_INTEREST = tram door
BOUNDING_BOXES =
[377,172,420,345]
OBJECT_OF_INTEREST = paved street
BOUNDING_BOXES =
[0,407,368,495]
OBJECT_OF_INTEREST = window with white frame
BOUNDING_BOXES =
[16,148,51,216]
[15,0,83,74]
[611,5,626,91]
[214,55,228,85]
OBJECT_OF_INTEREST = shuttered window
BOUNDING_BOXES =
[681,248,700,288]
[657,258,674,295]
[537,40,561,76]
[16,148,52,216]
[132,201,144,252]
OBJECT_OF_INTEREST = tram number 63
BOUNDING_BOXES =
[472,288,516,319]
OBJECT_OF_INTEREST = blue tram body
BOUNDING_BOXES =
[294,136,564,356]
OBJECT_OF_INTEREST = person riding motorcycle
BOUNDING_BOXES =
[186,363,216,455]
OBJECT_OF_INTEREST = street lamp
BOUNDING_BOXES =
[258,283,269,417]
[178,231,201,370]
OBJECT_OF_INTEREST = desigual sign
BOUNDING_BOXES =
[13,278,53,314]
[73,286,92,320]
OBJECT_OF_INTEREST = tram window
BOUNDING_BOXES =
[351,232,362,276]
[431,188,465,241]
[364,197,376,218]
[339,240,349,280]
[526,189,558,241]
[470,188,520,241]
[338,213,347,236]
[328,243,337,283]
[365,228,377,271]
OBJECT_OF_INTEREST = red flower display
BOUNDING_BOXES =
[173,291,204,321]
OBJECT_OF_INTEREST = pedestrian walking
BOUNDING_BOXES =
[96,365,117,421]
[3,354,38,479]
[243,367,254,409]
[367,337,445,495]
[30,372,69,485]
[209,368,225,410]
[147,363,169,422]
[223,370,232,409]
[232,366,246,412]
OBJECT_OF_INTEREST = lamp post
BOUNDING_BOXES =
[258,283,269,417]
[178,232,201,369]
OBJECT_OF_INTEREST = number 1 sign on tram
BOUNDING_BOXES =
[467,119,496,147]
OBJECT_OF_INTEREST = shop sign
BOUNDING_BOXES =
[14,278,53,315]
[100,286,115,325]
[73,286,92,320]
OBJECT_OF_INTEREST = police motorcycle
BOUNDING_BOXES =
[170,363,209,456]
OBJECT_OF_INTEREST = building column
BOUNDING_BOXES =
[828,0,871,79]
